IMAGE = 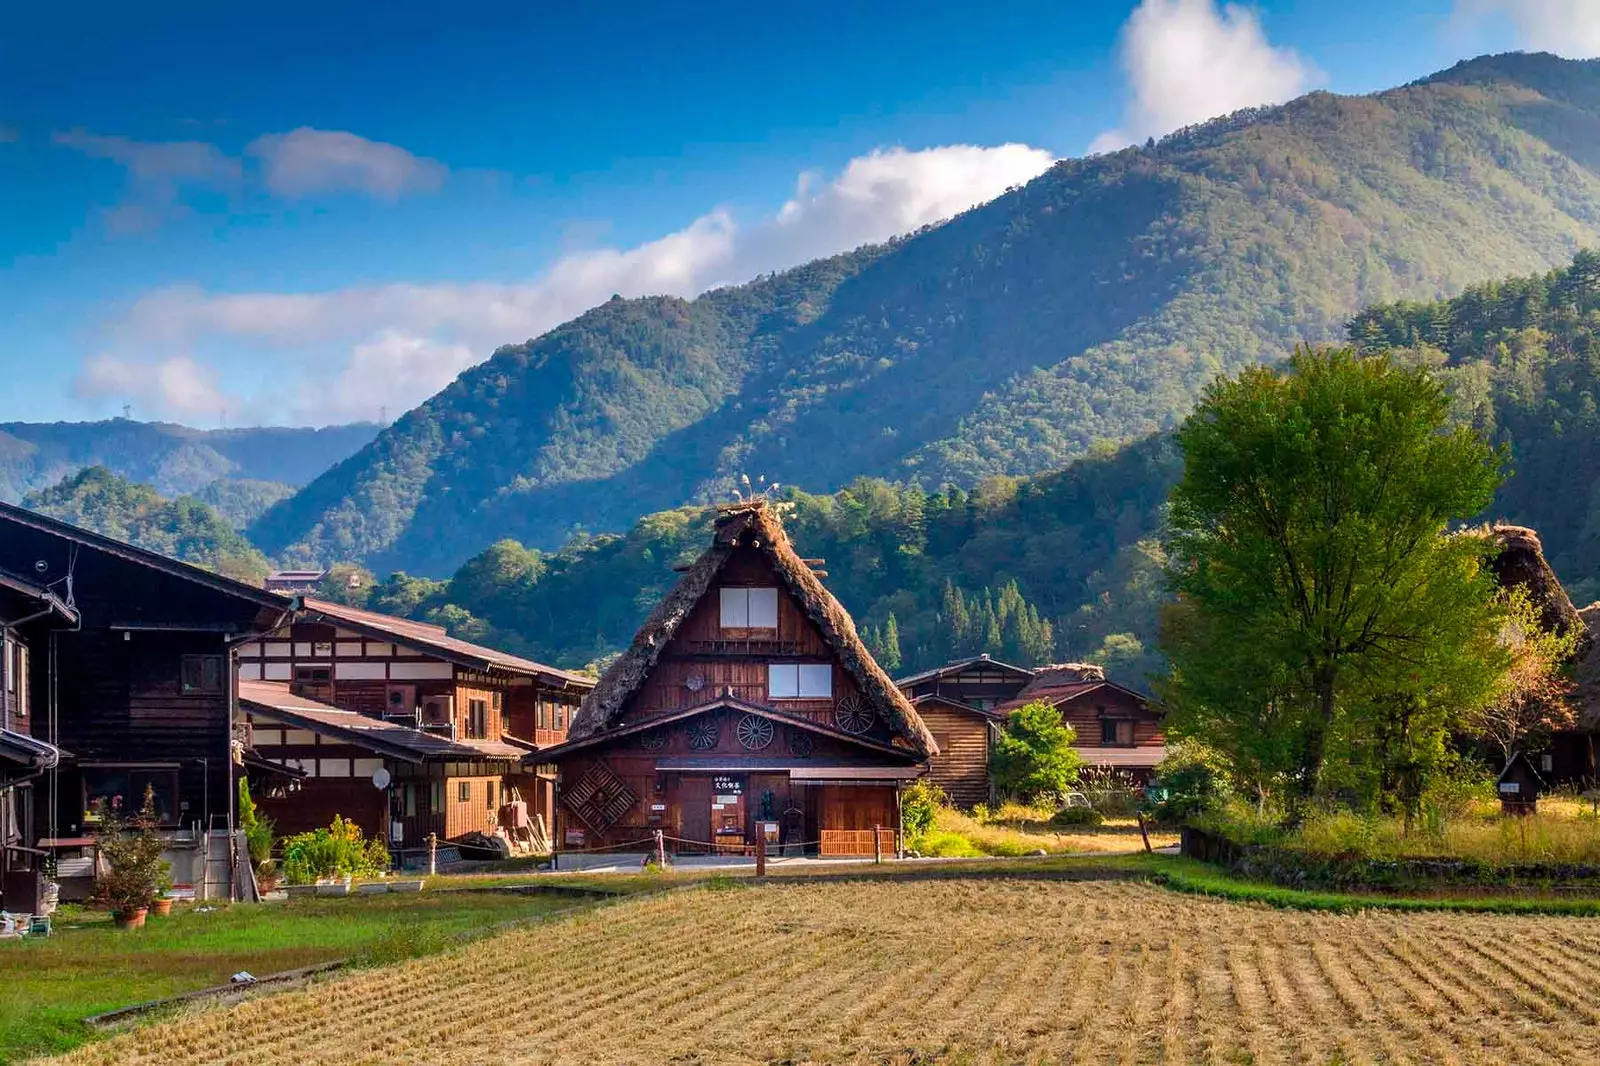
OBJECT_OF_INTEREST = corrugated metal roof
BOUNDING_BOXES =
[300,597,594,688]
[239,680,525,763]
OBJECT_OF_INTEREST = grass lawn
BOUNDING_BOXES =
[51,869,1600,1065]
[0,890,580,1064]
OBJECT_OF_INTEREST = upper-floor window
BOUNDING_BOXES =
[720,587,778,629]
[466,699,489,739]
[181,655,225,695]
[293,665,332,685]
[1100,719,1135,747]
[769,663,832,699]
[4,639,25,718]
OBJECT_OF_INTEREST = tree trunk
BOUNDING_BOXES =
[1299,670,1338,802]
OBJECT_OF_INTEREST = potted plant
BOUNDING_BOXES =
[150,865,175,917]
[93,786,165,931]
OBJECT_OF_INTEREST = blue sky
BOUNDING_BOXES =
[0,0,1579,426]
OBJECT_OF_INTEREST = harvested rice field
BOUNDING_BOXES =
[54,876,1600,1065]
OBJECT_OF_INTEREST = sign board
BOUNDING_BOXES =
[650,803,667,812]
[715,795,740,806]
[712,775,744,794]
[1499,782,1520,794]
[564,827,586,846]
[711,803,726,811]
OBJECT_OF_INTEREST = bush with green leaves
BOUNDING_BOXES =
[237,778,275,881]
[1049,805,1104,827]
[1149,741,1235,825]
[899,779,948,843]
[991,700,1083,802]
[280,815,391,885]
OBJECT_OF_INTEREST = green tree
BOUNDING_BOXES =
[1161,347,1507,805]
[990,700,1083,801]
[316,563,375,607]
[879,613,903,674]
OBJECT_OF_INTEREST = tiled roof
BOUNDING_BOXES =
[300,597,593,688]
[239,680,525,763]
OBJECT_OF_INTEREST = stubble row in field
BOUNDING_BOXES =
[54,875,1600,1065]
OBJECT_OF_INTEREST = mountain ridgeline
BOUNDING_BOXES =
[330,247,1600,682]
[255,52,1600,577]
[0,419,379,504]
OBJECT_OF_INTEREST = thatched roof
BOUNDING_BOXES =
[1488,525,1591,654]
[1486,524,1600,731]
[568,500,937,757]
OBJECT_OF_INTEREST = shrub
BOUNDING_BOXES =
[991,700,1083,801]
[1050,806,1105,827]
[1149,741,1234,825]
[910,829,985,858]
[237,779,275,882]
[93,786,169,915]
[899,779,947,842]
[281,816,391,885]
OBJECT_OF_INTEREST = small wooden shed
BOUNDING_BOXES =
[1497,752,1547,816]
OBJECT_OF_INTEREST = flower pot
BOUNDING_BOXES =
[151,898,173,917]
[113,908,148,930]
[388,879,424,893]
[357,881,389,894]
[314,882,350,897]
[285,884,318,899]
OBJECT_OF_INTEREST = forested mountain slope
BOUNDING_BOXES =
[255,53,1600,576]
[22,467,272,583]
[349,249,1600,682]
[0,419,379,501]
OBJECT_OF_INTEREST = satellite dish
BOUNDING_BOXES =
[372,767,392,790]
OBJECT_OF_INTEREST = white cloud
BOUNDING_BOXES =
[1458,0,1600,59]
[247,128,447,199]
[53,128,243,234]
[74,353,232,420]
[1090,0,1319,152]
[77,142,1055,425]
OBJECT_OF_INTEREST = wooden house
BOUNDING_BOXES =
[0,568,73,912]
[533,500,935,859]
[895,655,1035,807]
[0,501,292,896]
[995,664,1167,781]
[236,598,591,850]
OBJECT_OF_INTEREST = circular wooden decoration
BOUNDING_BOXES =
[736,714,774,751]
[687,718,720,751]
[638,729,668,752]
[833,694,876,735]
[685,672,707,694]
[787,730,815,758]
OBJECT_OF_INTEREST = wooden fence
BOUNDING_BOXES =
[819,828,897,858]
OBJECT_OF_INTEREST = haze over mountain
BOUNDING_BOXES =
[0,419,380,505]
[252,54,1600,577]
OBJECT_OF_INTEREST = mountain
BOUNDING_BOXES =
[0,420,380,503]
[21,467,272,584]
[256,52,1600,577]
[350,248,1600,682]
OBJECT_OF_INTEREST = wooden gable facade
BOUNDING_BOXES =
[897,655,1036,808]
[237,599,591,850]
[0,502,287,848]
[537,502,934,859]
[996,665,1167,779]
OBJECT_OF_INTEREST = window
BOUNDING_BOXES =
[4,640,25,719]
[1100,719,1135,747]
[181,655,225,695]
[554,704,566,730]
[719,587,778,629]
[466,699,488,739]
[457,781,471,803]
[15,644,26,718]
[431,780,445,812]
[538,700,551,730]
[768,663,832,699]
[487,781,497,810]
[492,691,503,711]
[82,766,180,825]
[293,665,332,685]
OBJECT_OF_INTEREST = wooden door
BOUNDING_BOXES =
[678,776,711,853]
